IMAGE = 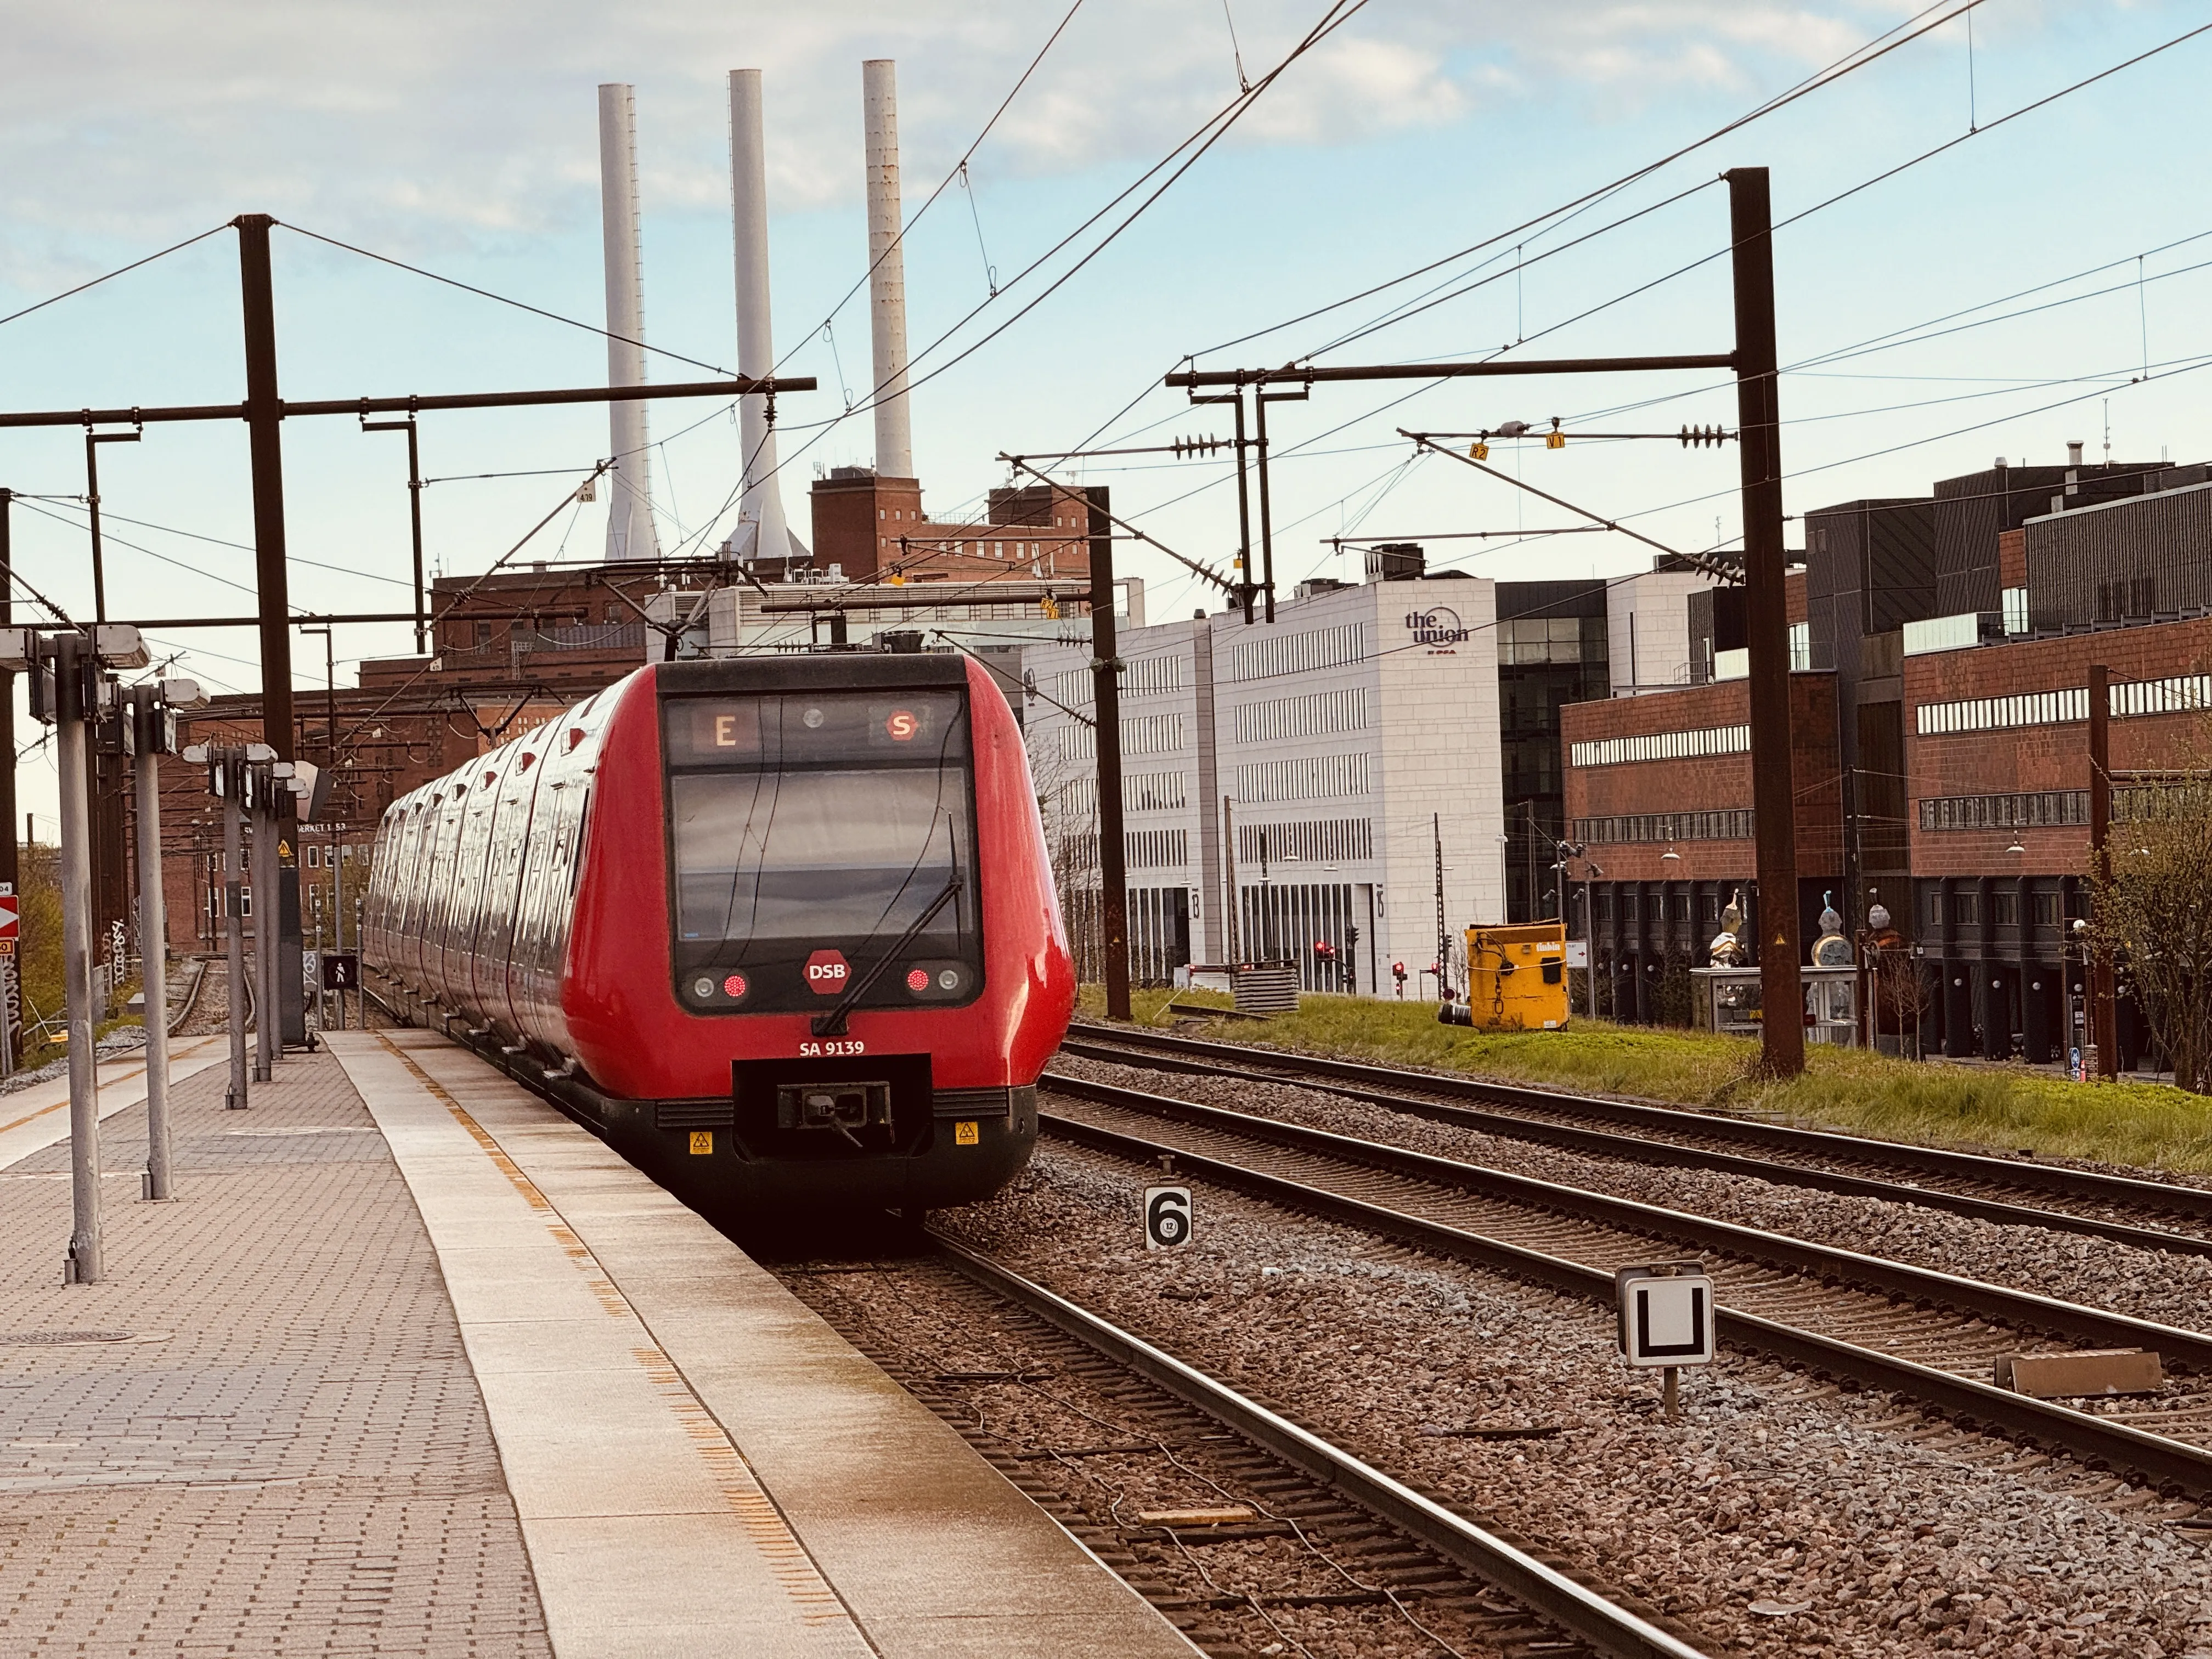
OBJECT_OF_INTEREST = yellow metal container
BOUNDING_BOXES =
[1457,922,1571,1030]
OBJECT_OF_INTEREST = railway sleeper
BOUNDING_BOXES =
[1036,1096,2212,1500]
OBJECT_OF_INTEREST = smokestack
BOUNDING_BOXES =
[599,83,661,562]
[862,59,915,481]
[727,70,802,566]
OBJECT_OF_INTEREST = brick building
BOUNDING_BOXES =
[804,471,1097,585]
[1561,449,2212,1069]
[1562,671,1842,1023]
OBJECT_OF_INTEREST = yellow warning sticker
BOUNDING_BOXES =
[689,1130,713,1155]
[953,1120,980,1146]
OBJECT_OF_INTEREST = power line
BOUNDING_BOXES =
[659,0,1371,566]
[0,222,230,332]
[1098,23,2212,583]
[765,0,1091,386]
[281,222,734,378]
[1189,0,1990,365]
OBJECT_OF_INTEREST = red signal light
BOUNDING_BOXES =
[906,968,929,992]
[723,973,749,999]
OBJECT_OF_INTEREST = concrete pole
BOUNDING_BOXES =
[223,773,248,1110]
[599,83,660,561]
[134,702,172,1200]
[56,635,102,1283]
[251,778,275,1082]
[862,60,915,480]
[730,69,794,566]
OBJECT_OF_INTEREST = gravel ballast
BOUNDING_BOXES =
[1052,1056,2212,1340]
[938,1140,2212,1659]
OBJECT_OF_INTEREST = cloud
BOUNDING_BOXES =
[0,1,1917,281]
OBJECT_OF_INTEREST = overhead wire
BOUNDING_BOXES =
[1186,0,1991,364]
[668,0,1373,574]
[0,222,232,332]
[280,222,735,378]
[1093,19,2212,593]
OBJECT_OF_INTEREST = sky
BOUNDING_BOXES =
[3,0,2209,831]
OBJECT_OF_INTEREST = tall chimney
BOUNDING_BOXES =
[729,70,800,565]
[862,59,915,481]
[599,83,660,561]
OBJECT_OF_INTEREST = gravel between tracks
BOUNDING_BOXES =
[937,1138,2212,1659]
[1052,1056,2212,1342]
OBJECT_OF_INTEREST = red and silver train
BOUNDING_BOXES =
[362,653,1075,1211]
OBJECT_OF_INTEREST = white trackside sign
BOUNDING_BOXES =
[1615,1262,1717,1368]
[1143,1186,1192,1250]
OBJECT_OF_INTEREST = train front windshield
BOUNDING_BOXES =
[662,689,981,1014]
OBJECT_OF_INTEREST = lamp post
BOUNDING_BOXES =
[2061,916,2079,1084]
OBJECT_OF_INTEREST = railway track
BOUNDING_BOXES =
[1037,1070,2212,1502]
[1062,1022,2212,1256]
[780,1239,1717,1659]
[165,957,211,1036]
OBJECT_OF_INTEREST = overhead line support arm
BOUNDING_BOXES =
[1164,353,1735,389]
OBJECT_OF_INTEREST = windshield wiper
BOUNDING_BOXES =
[811,876,963,1037]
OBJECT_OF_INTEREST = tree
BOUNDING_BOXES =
[2093,784,2212,1093]
[1871,946,1932,1062]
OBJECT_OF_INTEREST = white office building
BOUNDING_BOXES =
[1021,575,1506,994]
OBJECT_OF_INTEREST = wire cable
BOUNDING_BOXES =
[1188,0,1990,363]
[0,222,231,332]
[280,222,735,377]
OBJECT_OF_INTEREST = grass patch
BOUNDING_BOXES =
[1073,986,2212,1176]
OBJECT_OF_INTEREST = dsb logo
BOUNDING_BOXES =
[804,949,850,995]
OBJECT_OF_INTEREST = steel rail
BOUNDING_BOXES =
[1042,1072,2212,1370]
[932,1234,1719,1659]
[165,957,211,1037]
[1057,1035,2212,1258]
[1033,1086,2212,1499]
[1066,1021,2212,1225]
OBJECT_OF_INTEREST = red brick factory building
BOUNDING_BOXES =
[1563,450,2212,1069]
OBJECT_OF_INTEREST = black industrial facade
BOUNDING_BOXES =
[1496,579,1610,922]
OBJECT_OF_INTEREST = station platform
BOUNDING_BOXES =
[0,1029,1198,1658]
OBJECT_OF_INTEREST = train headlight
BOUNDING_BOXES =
[906,968,930,992]
[937,969,960,991]
[691,976,715,1000]
[722,972,749,1000]
[802,706,826,729]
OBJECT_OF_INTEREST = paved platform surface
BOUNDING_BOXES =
[2,1028,1195,1658]
[0,1042,549,1655]
[335,1029,1198,1659]
[0,1035,229,1172]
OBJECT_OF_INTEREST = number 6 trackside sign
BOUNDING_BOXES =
[1144,1186,1192,1250]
